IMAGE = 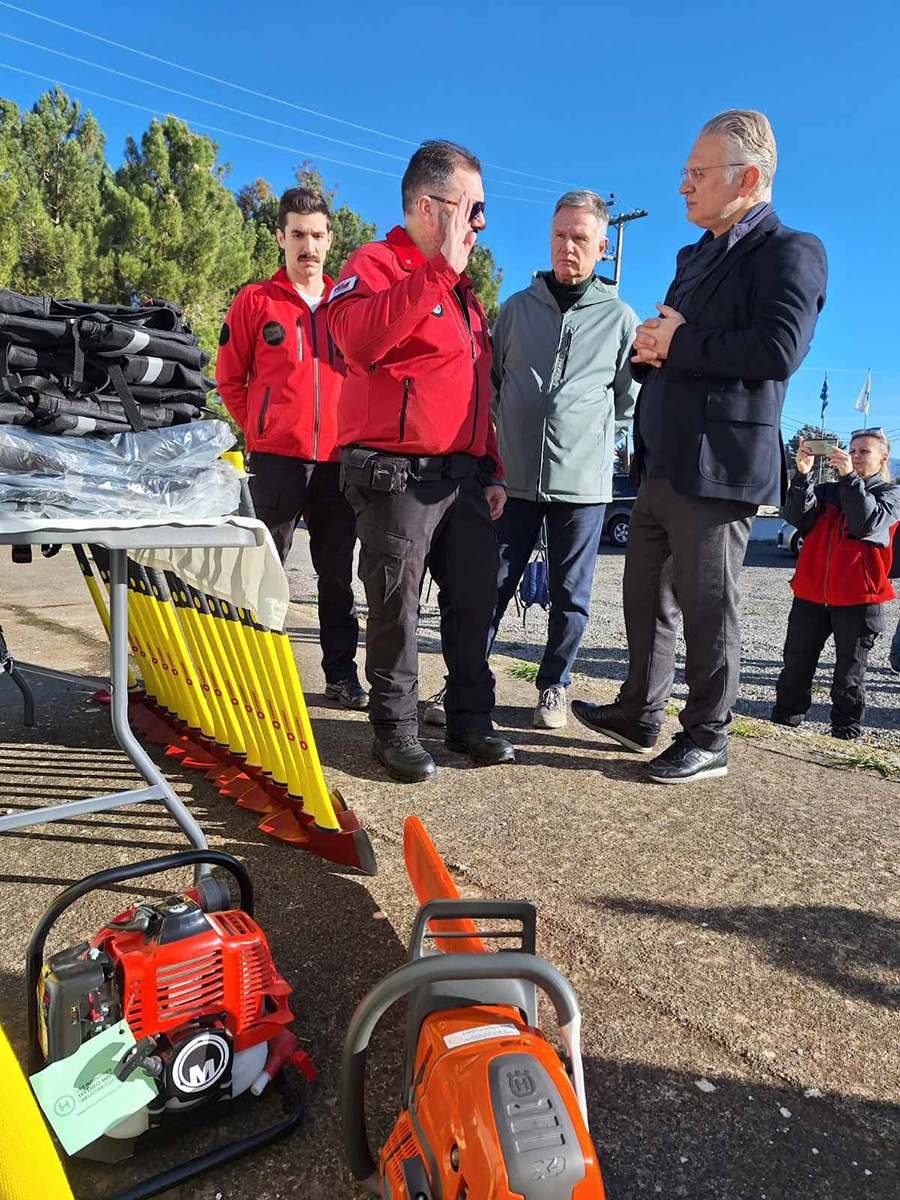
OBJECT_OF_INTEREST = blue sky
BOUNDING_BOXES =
[1,0,898,444]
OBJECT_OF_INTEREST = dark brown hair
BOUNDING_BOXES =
[277,187,332,233]
[401,140,482,214]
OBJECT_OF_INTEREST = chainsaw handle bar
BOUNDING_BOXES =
[341,950,585,1191]
[26,850,252,1076]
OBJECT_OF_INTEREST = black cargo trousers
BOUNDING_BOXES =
[248,451,360,686]
[774,596,885,734]
[341,451,499,739]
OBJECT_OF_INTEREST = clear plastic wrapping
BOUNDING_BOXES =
[0,420,241,520]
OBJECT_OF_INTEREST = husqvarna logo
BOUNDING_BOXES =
[507,1068,536,1097]
[171,1032,230,1093]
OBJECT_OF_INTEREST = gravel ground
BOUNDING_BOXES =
[287,536,900,749]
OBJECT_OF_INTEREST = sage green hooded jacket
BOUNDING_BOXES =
[491,272,639,503]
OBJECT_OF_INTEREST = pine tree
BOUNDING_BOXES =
[5,87,111,299]
[464,242,503,325]
[103,115,255,353]
[0,99,20,288]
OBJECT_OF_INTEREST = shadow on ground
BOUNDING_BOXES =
[587,1055,898,1199]
[591,896,900,1009]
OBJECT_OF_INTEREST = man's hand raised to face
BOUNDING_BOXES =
[630,303,686,369]
[440,191,478,275]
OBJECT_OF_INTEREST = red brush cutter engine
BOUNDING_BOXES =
[37,871,299,1141]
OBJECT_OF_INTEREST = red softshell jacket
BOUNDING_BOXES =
[786,474,900,606]
[216,267,345,461]
[326,226,502,474]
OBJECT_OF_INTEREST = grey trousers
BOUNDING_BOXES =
[618,477,755,752]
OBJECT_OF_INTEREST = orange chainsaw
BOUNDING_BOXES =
[340,817,606,1198]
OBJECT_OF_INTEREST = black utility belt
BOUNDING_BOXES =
[339,446,482,494]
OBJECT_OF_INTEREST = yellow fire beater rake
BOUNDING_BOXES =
[79,544,376,875]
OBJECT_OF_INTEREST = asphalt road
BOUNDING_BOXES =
[0,547,897,1200]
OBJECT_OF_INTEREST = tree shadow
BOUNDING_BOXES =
[589,897,899,1009]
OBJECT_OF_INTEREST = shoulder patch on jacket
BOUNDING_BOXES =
[218,322,230,346]
[329,275,358,303]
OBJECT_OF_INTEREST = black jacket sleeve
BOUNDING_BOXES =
[839,475,900,546]
[782,471,823,533]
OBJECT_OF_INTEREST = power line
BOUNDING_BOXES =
[0,1,582,189]
[0,32,564,196]
[0,62,551,205]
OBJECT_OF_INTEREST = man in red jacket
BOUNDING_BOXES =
[328,140,514,783]
[217,188,366,709]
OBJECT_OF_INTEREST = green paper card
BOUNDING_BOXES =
[30,1022,158,1155]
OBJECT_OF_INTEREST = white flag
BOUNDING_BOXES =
[854,369,871,416]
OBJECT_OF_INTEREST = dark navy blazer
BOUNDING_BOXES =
[630,209,828,508]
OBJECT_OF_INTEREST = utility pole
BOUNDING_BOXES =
[603,208,649,287]
[601,206,648,469]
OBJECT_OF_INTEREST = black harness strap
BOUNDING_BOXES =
[107,361,147,432]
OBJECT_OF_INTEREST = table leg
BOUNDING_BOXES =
[109,550,209,857]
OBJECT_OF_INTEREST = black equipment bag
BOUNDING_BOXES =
[0,288,213,437]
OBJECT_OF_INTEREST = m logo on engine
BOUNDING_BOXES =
[171,1031,231,1095]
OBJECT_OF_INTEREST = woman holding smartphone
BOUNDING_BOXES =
[771,429,900,739]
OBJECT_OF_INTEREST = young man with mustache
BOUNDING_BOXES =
[217,188,367,709]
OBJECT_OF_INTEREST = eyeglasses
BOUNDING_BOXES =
[851,427,886,441]
[428,195,486,224]
[679,164,748,184]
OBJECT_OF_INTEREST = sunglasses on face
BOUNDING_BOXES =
[428,195,486,227]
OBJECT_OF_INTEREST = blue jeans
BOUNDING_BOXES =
[489,498,606,690]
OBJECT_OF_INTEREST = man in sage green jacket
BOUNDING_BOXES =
[489,190,639,729]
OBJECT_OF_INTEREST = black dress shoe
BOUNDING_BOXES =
[325,678,369,710]
[445,729,516,765]
[372,736,436,783]
[570,700,660,753]
[646,732,727,784]
[830,725,862,741]
[770,707,803,727]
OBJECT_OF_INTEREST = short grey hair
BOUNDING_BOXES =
[553,190,609,237]
[699,109,777,200]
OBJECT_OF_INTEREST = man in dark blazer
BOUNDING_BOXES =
[573,109,827,783]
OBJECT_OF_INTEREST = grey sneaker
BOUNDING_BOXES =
[534,685,567,729]
[423,686,447,727]
[324,678,369,710]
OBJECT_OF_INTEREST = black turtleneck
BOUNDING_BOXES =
[544,271,594,313]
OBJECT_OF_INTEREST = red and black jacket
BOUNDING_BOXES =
[216,267,345,462]
[326,226,502,476]
[786,471,900,606]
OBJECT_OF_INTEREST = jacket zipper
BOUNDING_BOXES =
[451,287,479,450]
[399,377,410,441]
[305,314,321,459]
[559,329,573,384]
[257,385,271,438]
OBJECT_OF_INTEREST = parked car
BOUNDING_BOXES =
[776,520,803,555]
[603,474,638,548]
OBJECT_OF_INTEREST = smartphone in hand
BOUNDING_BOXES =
[802,438,838,456]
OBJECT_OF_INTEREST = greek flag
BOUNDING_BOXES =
[819,373,828,422]
[854,369,871,417]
